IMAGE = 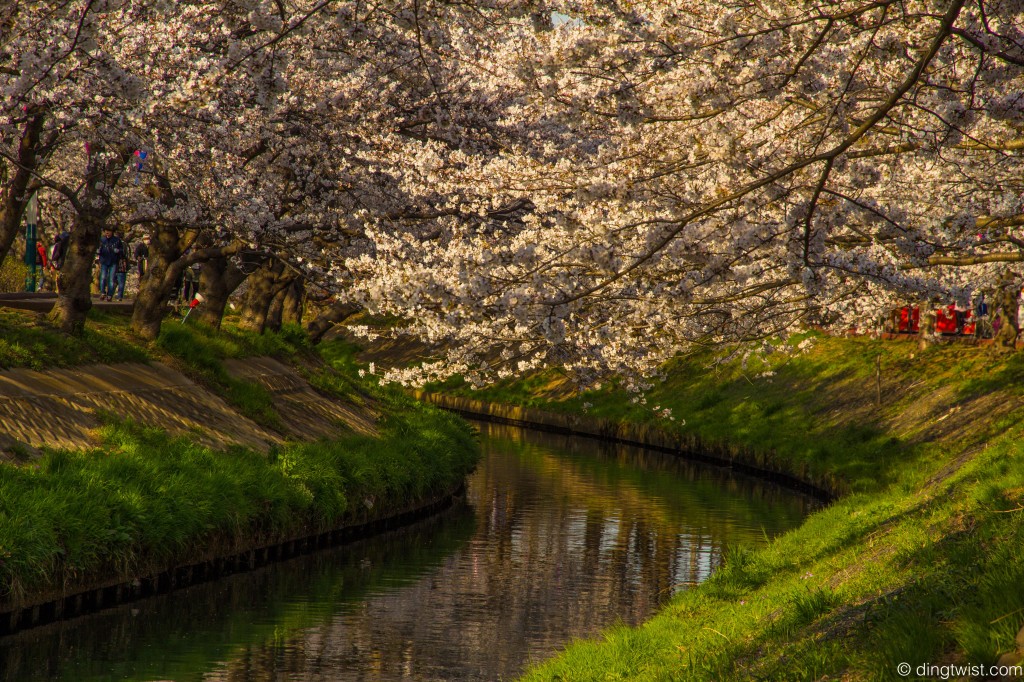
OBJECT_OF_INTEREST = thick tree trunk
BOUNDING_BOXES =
[130,222,182,341]
[49,212,103,334]
[238,259,291,334]
[128,159,247,340]
[917,300,937,350]
[306,300,363,344]
[0,111,47,265]
[265,285,288,333]
[993,273,1020,352]
[131,274,172,340]
[197,256,249,329]
[282,278,305,326]
[49,146,130,334]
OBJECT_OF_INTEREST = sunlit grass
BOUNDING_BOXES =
[0,312,479,611]
[0,308,149,370]
[154,322,315,430]
[0,405,477,605]
[412,335,1024,680]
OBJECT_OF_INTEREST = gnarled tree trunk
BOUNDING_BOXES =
[49,212,104,334]
[128,163,249,340]
[917,300,937,351]
[306,300,362,344]
[130,222,183,340]
[49,145,131,334]
[265,285,288,333]
[265,277,305,332]
[238,259,292,334]
[0,110,47,265]
[132,239,249,339]
[993,272,1021,353]
[282,278,305,326]
[197,255,250,329]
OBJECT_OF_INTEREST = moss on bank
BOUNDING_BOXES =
[416,334,1024,679]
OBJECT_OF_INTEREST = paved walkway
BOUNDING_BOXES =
[0,358,376,458]
[0,292,133,313]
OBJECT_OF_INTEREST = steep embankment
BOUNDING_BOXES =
[0,362,274,455]
[0,355,382,460]
[0,337,478,636]
[345,329,1024,680]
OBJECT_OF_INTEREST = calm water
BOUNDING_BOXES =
[0,422,820,681]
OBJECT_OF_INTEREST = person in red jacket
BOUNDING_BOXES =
[34,240,48,291]
[35,241,48,269]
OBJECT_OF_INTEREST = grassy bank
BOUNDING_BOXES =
[0,311,480,609]
[414,335,1024,679]
[0,400,476,607]
[0,307,311,429]
[0,308,149,370]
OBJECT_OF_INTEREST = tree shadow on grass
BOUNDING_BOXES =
[955,350,1024,401]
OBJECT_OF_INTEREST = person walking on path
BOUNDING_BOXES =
[134,239,149,279]
[115,249,129,301]
[97,227,124,301]
[48,228,70,294]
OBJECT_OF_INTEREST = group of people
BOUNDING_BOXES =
[30,227,148,300]
[94,227,150,301]
[27,227,208,305]
[887,285,1024,342]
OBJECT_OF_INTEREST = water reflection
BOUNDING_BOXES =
[0,421,819,681]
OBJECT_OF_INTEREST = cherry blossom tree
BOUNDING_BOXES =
[0,0,152,332]
[348,0,1024,386]
[7,0,1023,382]
[118,0,540,338]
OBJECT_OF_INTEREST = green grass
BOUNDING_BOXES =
[0,506,479,681]
[7,302,1024,678]
[0,310,480,612]
[0,308,150,370]
[0,402,477,606]
[157,319,312,364]
[431,335,1013,495]
[411,334,1024,680]
[154,321,316,430]
[0,256,29,293]
[0,306,311,374]
[521,455,1024,680]
[0,310,310,432]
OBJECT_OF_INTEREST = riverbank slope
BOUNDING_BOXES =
[0,309,479,632]
[350,329,1024,679]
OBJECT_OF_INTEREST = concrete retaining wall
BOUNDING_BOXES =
[0,483,464,636]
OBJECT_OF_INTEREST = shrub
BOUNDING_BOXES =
[0,256,28,293]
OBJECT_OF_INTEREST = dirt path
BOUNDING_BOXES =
[0,292,133,314]
[224,357,378,438]
[0,358,375,458]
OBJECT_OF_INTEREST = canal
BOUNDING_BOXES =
[0,421,821,680]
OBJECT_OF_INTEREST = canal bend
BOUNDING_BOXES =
[1,421,819,681]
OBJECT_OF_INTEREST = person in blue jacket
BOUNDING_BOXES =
[97,227,124,301]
